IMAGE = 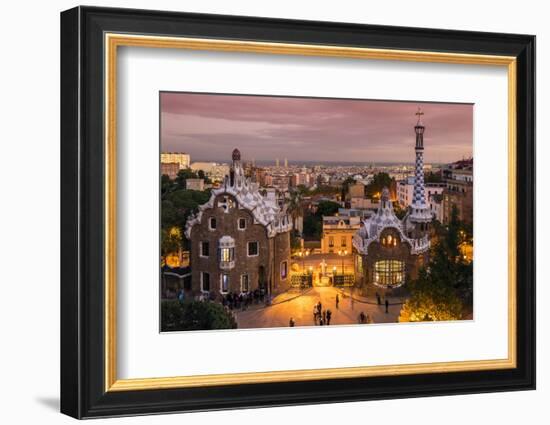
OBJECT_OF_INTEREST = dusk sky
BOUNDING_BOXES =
[160,92,473,164]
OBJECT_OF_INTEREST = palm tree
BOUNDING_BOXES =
[287,189,304,235]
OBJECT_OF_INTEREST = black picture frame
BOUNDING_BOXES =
[61,5,535,419]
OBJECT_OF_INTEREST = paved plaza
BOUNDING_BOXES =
[234,286,402,329]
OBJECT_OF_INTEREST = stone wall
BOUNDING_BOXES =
[188,193,291,299]
[189,194,271,299]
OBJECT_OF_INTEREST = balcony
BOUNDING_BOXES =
[219,260,235,270]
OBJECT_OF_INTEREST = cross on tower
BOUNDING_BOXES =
[415,107,424,123]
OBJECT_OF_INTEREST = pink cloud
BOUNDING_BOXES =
[160,92,472,163]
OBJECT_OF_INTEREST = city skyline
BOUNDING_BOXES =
[161,92,473,164]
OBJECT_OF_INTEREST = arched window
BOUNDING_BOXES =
[218,236,235,270]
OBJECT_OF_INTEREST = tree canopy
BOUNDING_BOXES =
[302,200,341,240]
[161,300,237,331]
[399,206,473,322]
[161,170,211,254]
[365,172,394,199]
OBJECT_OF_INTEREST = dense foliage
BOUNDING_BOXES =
[161,300,238,331]
[365,172,394,199]
[161,170,211,254]
[341,176,356,200]
[424,171,443,183]
[303,200,341,239]
[399,207,473,322]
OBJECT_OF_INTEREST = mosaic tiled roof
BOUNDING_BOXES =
[352,187,429,255]
[185,152,292,238]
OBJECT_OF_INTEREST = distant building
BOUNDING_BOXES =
[350,197,379,210]
[294,168,312,187]
[161,152,190,169]
[161,162,180,180]
[321,216,361,254]
[441,159,473,225]
[337,208,373,220]
[425,183,446,201]
[185,149,292,299]
[429,194,443,222]
[397,176,415,208]
[271,174,290,191]
[190,162,230,183]
[185,178,205,191]
[398,176,444,209]
[348,182,365,199]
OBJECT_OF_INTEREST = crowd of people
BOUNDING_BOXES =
[287,293,379,327]
[220,289,268,311]
[312,301,333,326]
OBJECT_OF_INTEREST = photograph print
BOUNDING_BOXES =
[159,92,474,332]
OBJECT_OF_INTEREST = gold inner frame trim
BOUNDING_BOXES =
[104,33,517,392]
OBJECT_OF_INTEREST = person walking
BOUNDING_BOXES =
[385,298,389,314]
[313,305,318,324]
[322,310,327,323]
[289,317,295,327]
[359,311,366,324]
[335,294,340,309]
[326,309,332,325]
[376,292,381,305]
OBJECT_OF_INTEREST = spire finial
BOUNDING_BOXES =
[415,107,424,125]
[232,148,241,162]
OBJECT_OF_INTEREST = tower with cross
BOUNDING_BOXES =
[408,107,432,238]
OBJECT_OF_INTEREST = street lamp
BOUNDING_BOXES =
[297,249,310,274]
[338,249,348,275]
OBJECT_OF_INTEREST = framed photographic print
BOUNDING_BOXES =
[60,6,536,419]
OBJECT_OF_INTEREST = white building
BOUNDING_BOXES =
[425,183,446,202]
[190,162,230,183]
[429,194,443,222]
[397,176,445,208]
[397,176,415,208]
[161,152,191,169]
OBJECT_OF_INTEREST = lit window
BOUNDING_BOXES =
[329,236,334,247]
[341,237,346,247]
[238,218,246,230]
[218,236,235,270]
[220,274,230,293]
[200,241,209,257]
[374,260,405,287]
[241,274,249,292]
[209,217,217,230]
[248,241,259,256]
[201,272,210,292]
[220,247,232,262]
[356,255,364,274]
[281,261,288,280]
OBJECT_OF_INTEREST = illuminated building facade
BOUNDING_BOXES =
[353,109,432,295]
[185,149,292,299]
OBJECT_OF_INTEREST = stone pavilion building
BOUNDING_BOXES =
[353,109,432,295]
[185,149,292,299]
